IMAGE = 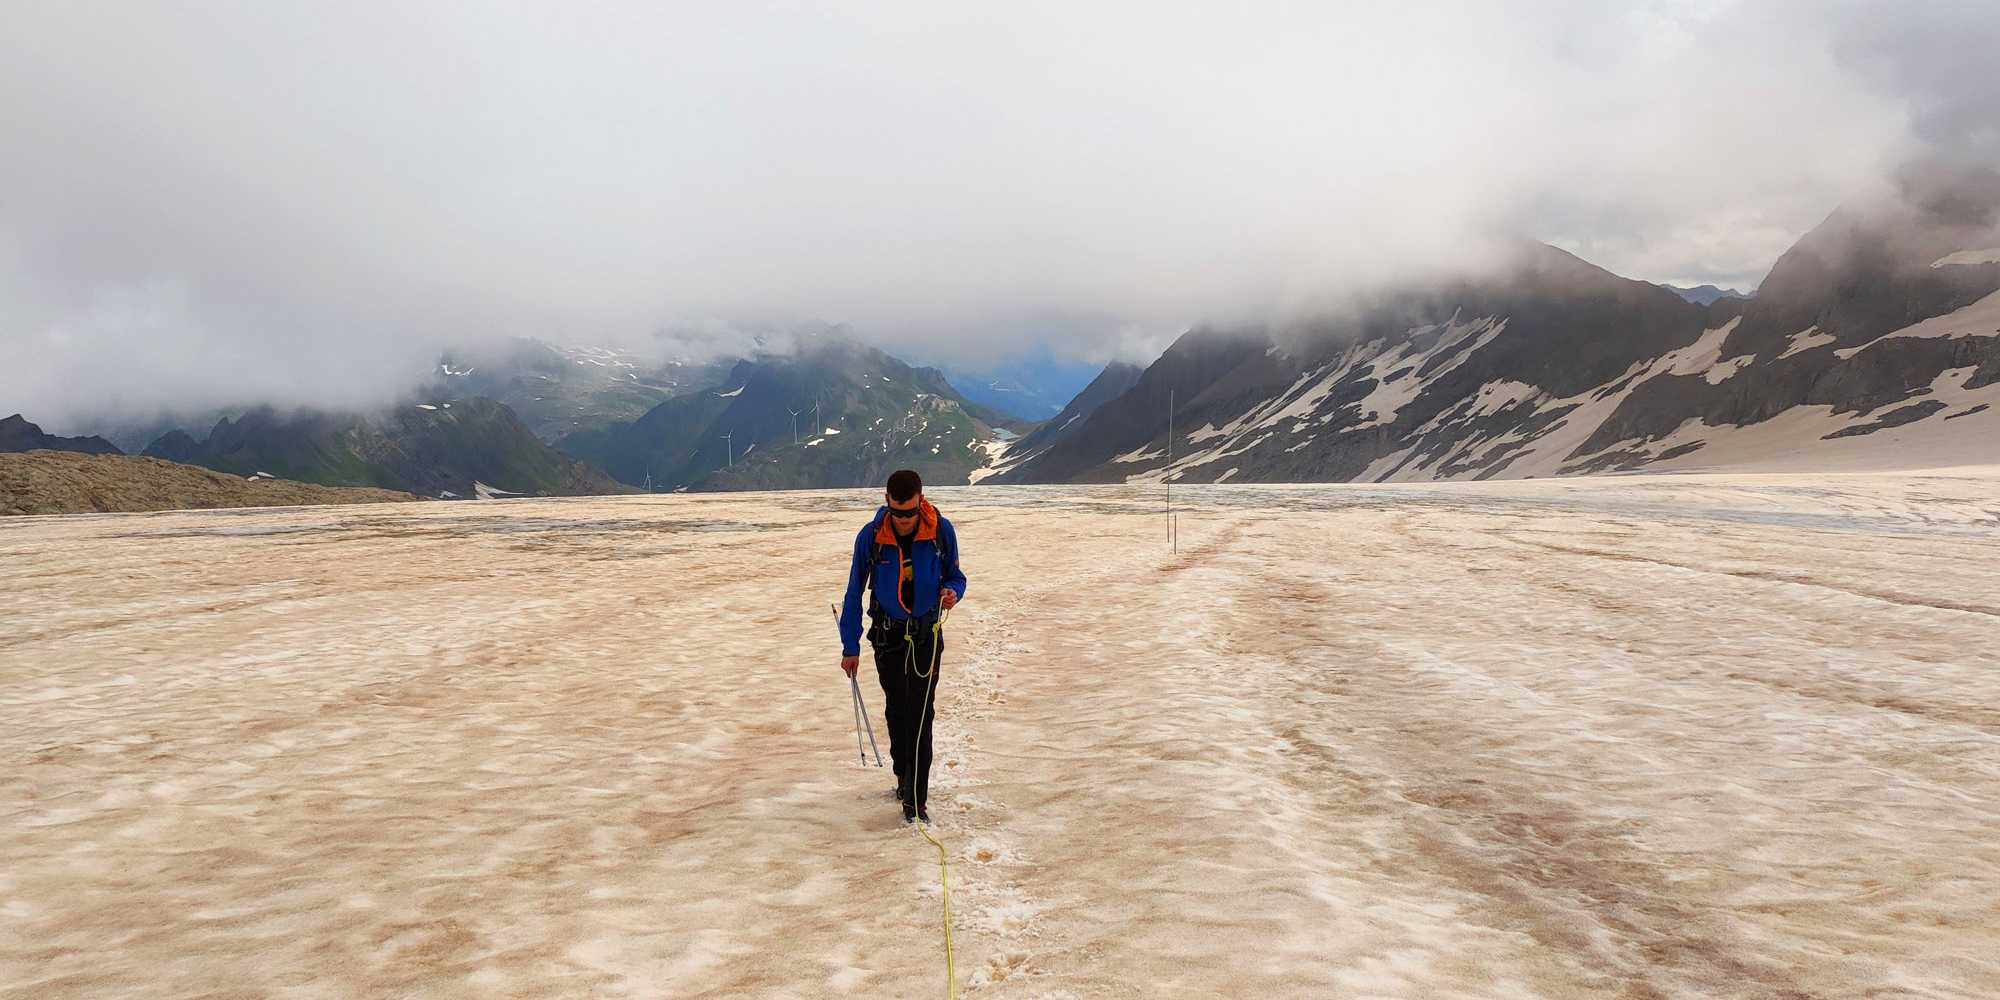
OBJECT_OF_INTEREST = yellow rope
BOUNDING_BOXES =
[902,606,955,999]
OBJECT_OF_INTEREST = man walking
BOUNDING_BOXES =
[839,469,967,824]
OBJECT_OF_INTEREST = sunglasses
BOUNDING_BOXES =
[888,503,922,520]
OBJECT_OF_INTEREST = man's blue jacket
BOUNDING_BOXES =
[839,498,967,657]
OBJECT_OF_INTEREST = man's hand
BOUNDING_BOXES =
[939,588,959,610]
[840,654,860,677]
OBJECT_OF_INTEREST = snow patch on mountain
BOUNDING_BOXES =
[1777,327,1836,359]
[1833,289,2000,359]
[1930,248,2000,268]
[1569,363,2000,475]
[1123,314,1508,483]
[1663,318,1749,378]
[1362,317,1773,483]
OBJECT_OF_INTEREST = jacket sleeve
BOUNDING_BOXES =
[940,519,967,601]
[839,527,870,657]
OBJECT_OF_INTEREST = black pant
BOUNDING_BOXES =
[871,616,944,814]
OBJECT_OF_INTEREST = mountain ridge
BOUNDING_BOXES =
[562,332,1024,492]
[1,414,124,457]
[995,170,2000,485]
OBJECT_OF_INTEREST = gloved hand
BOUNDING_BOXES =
[840,654,859,676]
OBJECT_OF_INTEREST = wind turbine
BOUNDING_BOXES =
[787,405,801,445]
[809,396,823,434]
[721,431,734,468]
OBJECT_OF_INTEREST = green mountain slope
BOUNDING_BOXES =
[146,397,630,498]
[563,332,1026,491]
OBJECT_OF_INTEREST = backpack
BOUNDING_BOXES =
[864,515,956,623]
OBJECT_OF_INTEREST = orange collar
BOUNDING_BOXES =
[874,498,939,544]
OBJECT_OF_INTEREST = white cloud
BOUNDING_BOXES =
[0,2,1989,430]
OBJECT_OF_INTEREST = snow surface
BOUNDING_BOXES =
[4,472,1999,997]
[714,386,744,398]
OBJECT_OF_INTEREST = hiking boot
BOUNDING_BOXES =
[903,804,931,825]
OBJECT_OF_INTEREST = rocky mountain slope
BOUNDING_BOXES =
[996,164,2000,485]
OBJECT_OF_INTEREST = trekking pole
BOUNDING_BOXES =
[852,676,883,767]
[833,603,884,767]
[849,672,868,766]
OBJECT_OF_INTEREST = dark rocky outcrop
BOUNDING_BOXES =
[0,414,124,456]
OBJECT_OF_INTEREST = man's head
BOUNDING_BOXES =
[885,469,922,529]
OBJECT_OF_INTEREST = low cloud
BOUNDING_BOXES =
[2,2,1992,431]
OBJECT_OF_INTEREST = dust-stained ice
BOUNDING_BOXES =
[3,470,2000,998]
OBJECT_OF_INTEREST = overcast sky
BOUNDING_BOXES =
[4,1,1996,430]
